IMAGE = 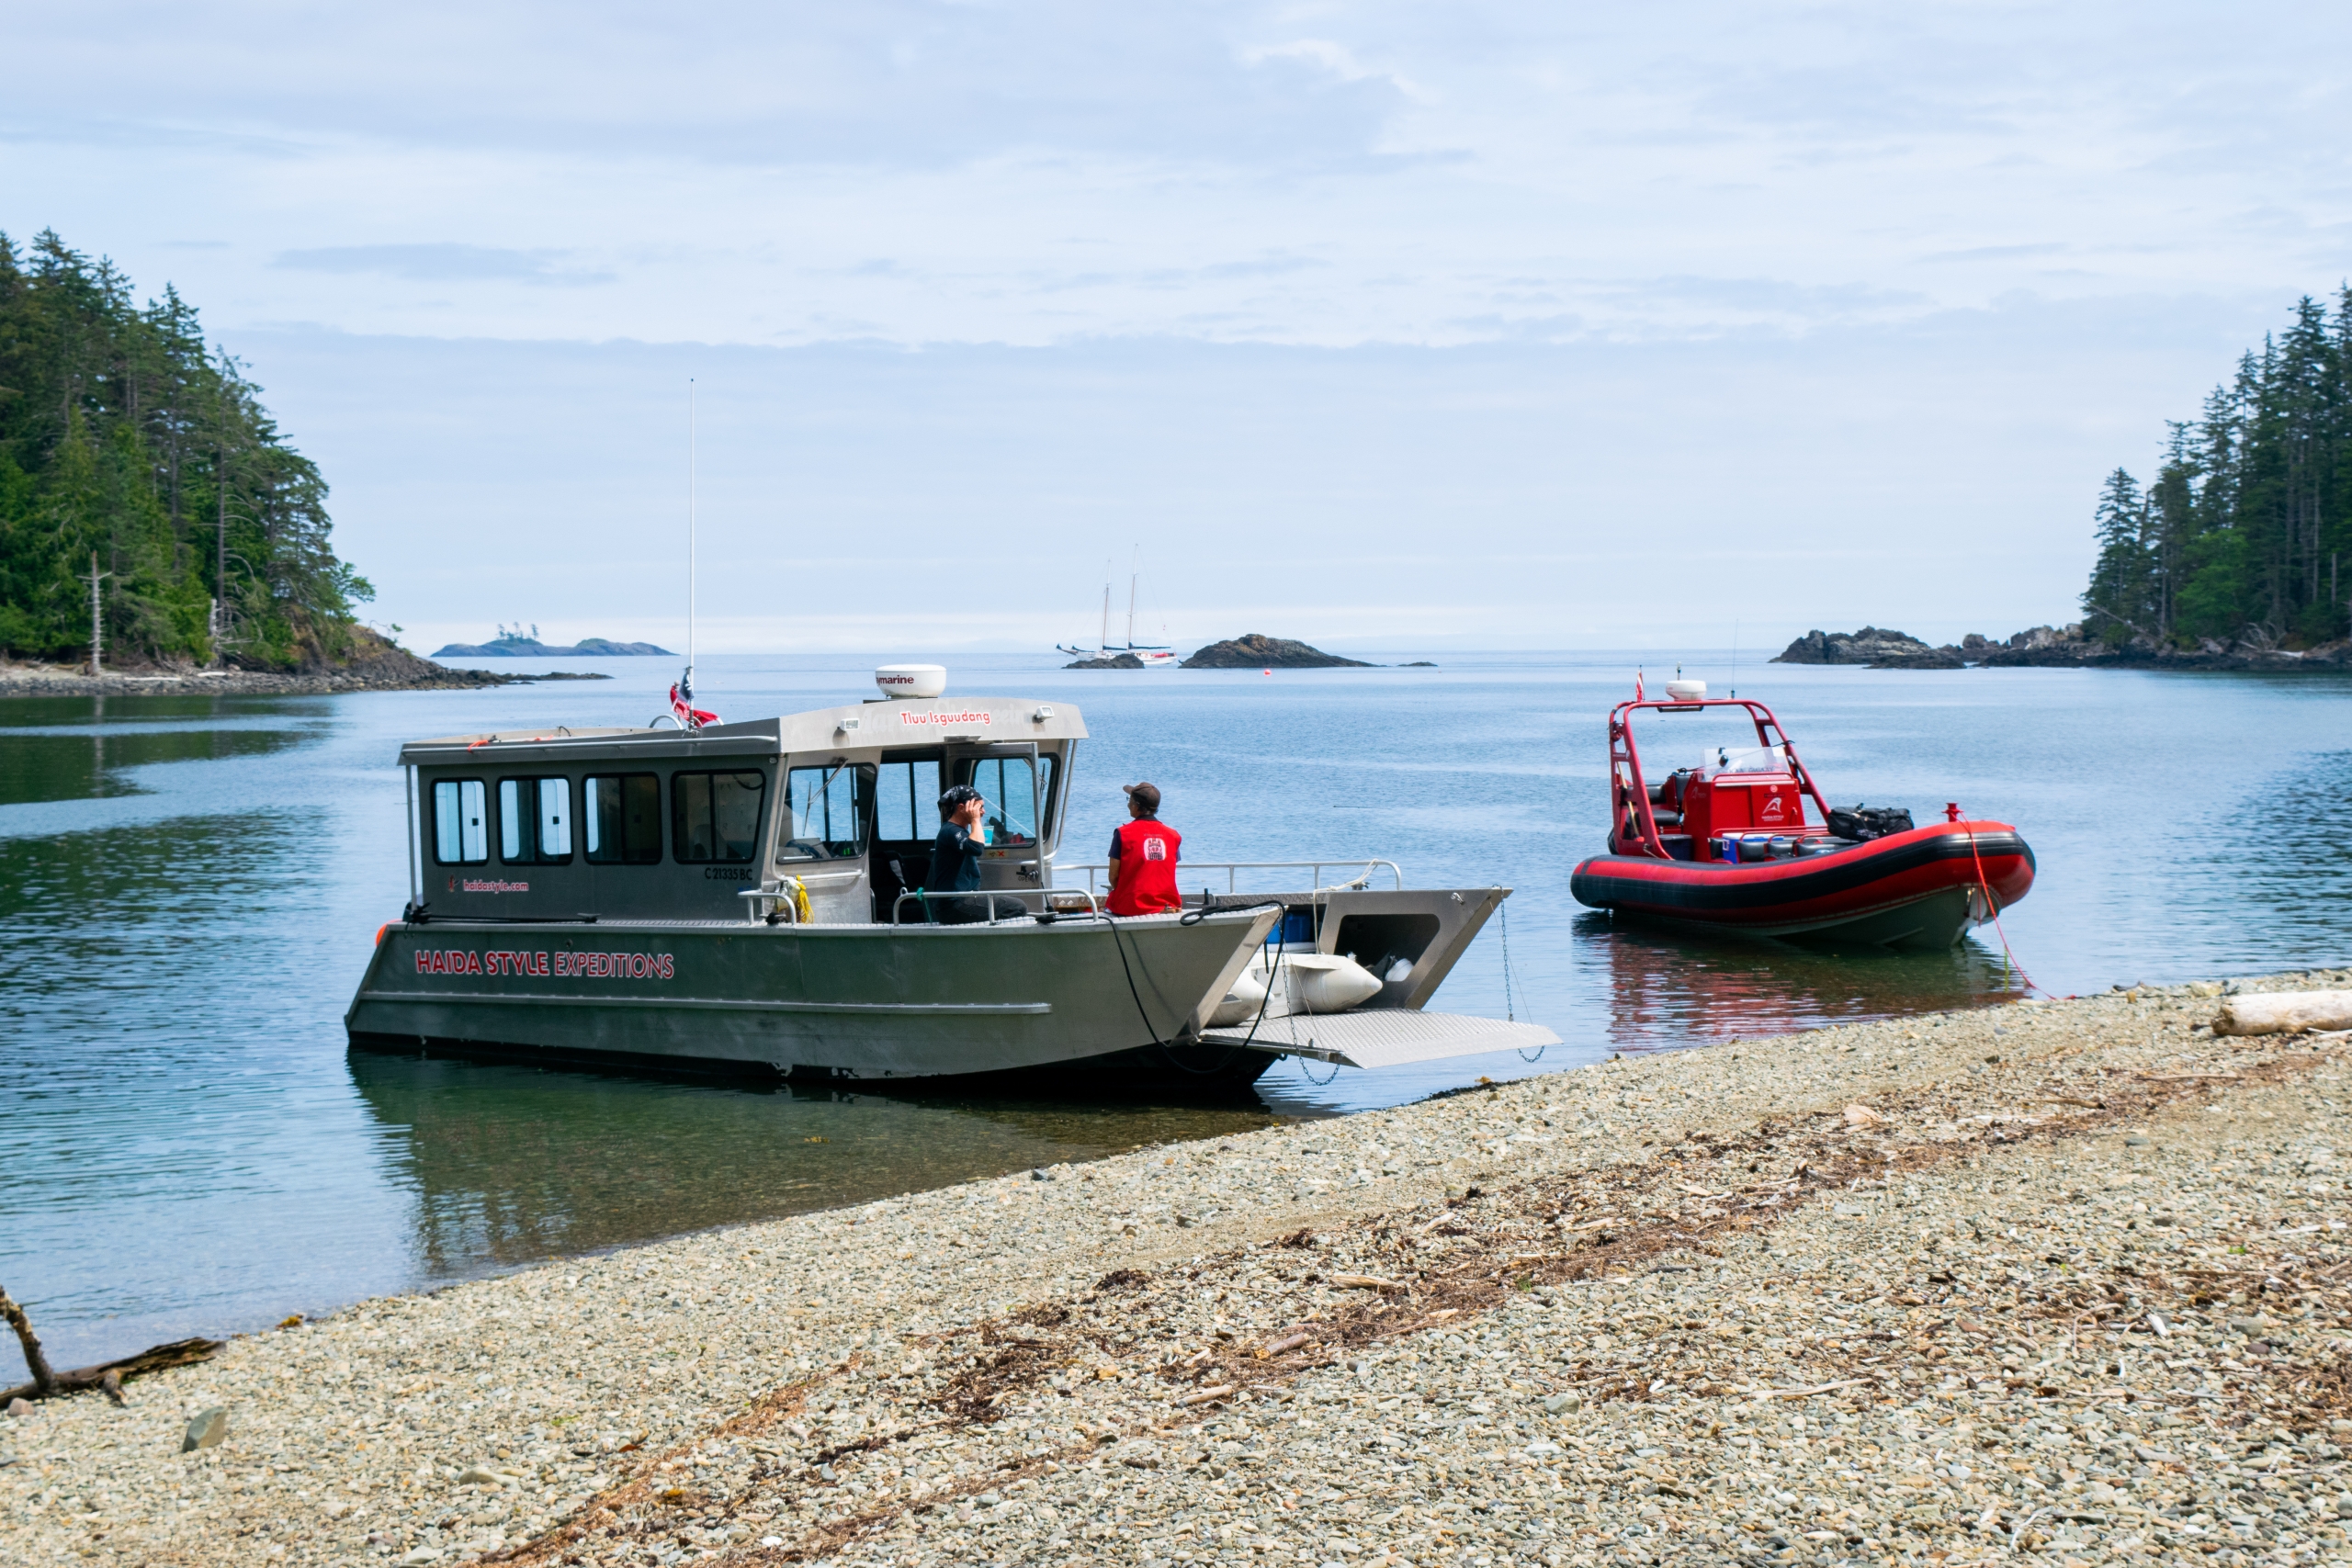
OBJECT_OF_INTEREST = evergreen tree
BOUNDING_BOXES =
[2084,468,2152,643]
[2085,291,2352,649]
[0,230,372,666]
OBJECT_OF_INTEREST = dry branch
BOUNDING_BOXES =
[0,1285,58,1398]
[0,1334,221,1406]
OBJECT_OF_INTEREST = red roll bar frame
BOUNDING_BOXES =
[1607,694,1834,860]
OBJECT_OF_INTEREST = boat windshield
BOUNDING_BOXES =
[872,758,944,844]
[1707,744,1788,777]
[781,762,869,863]
[961,754,1052,848]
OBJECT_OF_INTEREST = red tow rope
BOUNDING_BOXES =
[1957,807,2051,998]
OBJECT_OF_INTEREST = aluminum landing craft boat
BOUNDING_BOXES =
[1567,682,2034,950]
[345,668,1555,1089]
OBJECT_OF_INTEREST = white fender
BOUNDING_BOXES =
[1204,952,1385,1027]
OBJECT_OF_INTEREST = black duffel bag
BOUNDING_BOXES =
[1826,803,1915,840]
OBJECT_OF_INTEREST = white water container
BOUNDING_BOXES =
[875,664,947,699]
[1205,952,1385,1026]
[1665,678,1707,701]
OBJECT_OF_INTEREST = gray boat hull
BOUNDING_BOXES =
[345,908,1281,1083]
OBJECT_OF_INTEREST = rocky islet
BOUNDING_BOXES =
[1180,637,1375,670]
[1774,624,2352,672]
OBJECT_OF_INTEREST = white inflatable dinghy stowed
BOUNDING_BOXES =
[1205,951,1384,1027]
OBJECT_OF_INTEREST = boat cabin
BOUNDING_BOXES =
[396,690,1086,925]
[1608,691,1834,863]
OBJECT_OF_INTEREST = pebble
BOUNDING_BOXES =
[6,967,2352,1567]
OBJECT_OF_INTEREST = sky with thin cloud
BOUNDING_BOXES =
[6,2,2346,654]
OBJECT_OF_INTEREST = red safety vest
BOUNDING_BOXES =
[1108,818,1182,916]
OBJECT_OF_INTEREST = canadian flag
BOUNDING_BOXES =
[670,682,719,728]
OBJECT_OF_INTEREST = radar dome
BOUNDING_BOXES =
[875,664,947,699]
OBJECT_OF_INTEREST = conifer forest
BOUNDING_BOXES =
[2086,290,2352,651]
[0,230,372,667]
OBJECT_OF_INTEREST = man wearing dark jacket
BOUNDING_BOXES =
[925,784,1024,924]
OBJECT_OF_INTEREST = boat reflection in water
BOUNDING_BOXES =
[345,1046,1286,1280]
[1577,911,2029,1057]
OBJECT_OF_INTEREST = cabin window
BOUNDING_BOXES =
[959,754,1052,848]
[499,777,574,864]
[583,774,662,864]
[872,757,944,841]
[431,778,489,864]
[672,770,767,864]
[781,763,868,863]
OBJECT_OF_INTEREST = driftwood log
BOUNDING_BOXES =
[0,1281,220,1405]
[0,1337,222,1406]
[2214,990,2352,1037]
[0,1285,57,1397]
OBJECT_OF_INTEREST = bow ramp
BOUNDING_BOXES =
[1202,1011,1559,1070]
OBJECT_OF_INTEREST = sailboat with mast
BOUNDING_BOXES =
[1057,554,1177,666]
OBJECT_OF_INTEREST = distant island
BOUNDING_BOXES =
[1180,635,1374,670]
[431,629,673,659]
[1773,622,2350,671]
[1773,626,1965,669]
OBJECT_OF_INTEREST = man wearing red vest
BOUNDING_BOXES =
[1106,782,1183,916]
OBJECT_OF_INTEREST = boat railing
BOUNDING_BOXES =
[1058,859,1406,897]
[738,888,797,924]
[888,888,1104,927]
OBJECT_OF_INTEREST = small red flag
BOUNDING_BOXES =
[669,682,719,728]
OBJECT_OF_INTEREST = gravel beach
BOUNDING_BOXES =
[8,972,2352,1568]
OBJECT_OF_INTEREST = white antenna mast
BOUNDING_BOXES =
[666,378,702,728]
[1099,559,1111,655]
[1126,546,1138,649]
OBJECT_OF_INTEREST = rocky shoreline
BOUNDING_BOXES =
[0,625,621,698]
[1775,625,2352,672]
[0,656,605,699]
[9,975,2352,1566]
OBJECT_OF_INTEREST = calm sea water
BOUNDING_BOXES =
[5,651,2350,1379]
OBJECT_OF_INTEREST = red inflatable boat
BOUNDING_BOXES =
[1568,683,2034,950]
